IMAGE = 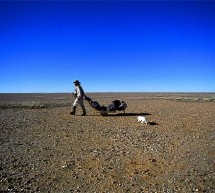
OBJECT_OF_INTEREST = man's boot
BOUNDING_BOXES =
[70,106,76,115]
[81,106,86,116]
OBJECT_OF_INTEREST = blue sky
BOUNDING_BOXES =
[0,1,215,93]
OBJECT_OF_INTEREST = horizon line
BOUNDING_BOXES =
[0,91,215,94]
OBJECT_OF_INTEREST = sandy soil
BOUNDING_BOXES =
[0,93,215,192]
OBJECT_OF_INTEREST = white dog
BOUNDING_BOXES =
[137,116,147,125]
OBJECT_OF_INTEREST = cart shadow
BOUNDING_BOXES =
[106,112,151,117]
[85,112,158,125]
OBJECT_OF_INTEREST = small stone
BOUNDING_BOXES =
[151,158,157,163]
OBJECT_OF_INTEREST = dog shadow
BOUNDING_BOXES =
[106,113,158,125]
[148,121,158,125]
[106,112,151,117]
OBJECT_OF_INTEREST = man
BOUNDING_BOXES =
[70,80,86,116]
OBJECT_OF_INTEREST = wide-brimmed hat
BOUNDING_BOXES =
[73,80,81,84]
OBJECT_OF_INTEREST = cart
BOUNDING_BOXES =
[84,95,127,116]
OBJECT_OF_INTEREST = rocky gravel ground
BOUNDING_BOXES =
[0,93,215,192]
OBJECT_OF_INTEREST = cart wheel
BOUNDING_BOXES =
[101,112,108,116]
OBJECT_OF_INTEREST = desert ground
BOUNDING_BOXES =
[0,93,215,193]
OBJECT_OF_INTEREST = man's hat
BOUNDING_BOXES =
[73,80,81,84]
